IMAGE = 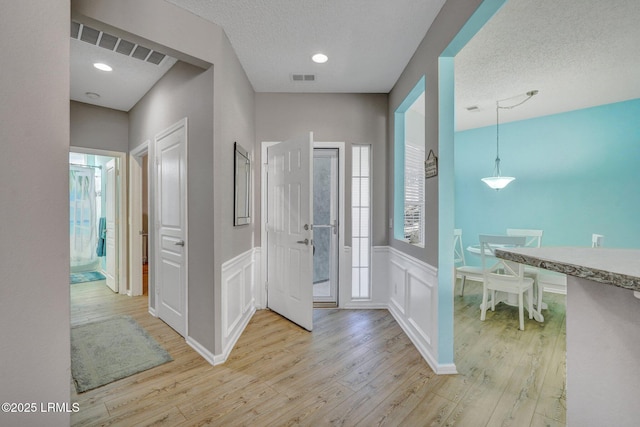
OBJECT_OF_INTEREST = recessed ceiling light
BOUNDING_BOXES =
[93,62,112,72]
[85,92,101,99]
[311,53,328,64]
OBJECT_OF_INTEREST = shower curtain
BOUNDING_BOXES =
[70,165,97,270]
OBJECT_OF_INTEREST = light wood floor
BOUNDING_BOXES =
[70,280,566,426]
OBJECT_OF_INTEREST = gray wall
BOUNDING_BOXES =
[255,93,388,248]
[0,1,71,426]
[70,101,128,152]
[129,61,216,351]
[567,277,640,426]
[211,33,256,355]
[388,0,485,266]
[77,0,256,356]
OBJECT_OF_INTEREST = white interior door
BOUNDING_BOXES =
[105,159,118,293]
[267,133,314,330]
[155,120,187,336]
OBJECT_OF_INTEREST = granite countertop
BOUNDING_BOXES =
[495,247,640,292]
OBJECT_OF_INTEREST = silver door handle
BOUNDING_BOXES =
[175,240,185,246]
[296,238,309,245]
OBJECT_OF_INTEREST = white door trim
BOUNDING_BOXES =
[70,146,128,295]
[260,140,346,309]
[128,140,149,297]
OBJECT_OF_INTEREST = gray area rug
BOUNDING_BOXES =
[71,315,172,393]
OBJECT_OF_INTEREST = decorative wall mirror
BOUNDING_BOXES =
[234,142,251,226]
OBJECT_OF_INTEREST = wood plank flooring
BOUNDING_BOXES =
[70,279,566,426]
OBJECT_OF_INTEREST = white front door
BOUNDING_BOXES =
[105,159,118,293]
[266,133,314,331]
[155,120,187,336]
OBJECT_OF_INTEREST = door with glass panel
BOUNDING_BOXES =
[313,148,339,305]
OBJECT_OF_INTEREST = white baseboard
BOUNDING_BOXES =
[341,302,388,309]
[186,336,225,366]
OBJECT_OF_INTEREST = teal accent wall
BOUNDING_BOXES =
[438,0,507,367]
[455,98,640,265]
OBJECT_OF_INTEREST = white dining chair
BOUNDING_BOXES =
[506,228,544,317]
[479,234,534,331]
[506,228,543,247]
[592,233,604,248]
[454,229,484,296]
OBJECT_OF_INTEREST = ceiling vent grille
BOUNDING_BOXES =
[71,21,167,66]
[291,74,316,82]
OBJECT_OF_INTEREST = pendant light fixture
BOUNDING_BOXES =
[481,90,538,190]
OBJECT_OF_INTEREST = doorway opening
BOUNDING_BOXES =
[129,141,150,298]
[313,148,339,308]
[69,148,127,294]
[261,138,346,329]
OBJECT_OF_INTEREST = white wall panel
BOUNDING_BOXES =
[215,248,257,363]
[407,272,434,345]
[385,247,441,373]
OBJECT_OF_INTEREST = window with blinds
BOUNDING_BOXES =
[404,144,425,243]
[352,145,371,299]
[393,76,425,247]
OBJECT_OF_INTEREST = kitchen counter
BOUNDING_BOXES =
[495,246,640,291]
[495,246,640,427]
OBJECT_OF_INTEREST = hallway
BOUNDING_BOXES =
[70,280,565,426]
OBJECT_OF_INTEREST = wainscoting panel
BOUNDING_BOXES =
[219,248,257,363]
[385,247,439,372]
[407,271,434,346]
[389,259,406,315]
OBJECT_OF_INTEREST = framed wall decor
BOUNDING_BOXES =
[234,142,251,226]
[425,149,438,178]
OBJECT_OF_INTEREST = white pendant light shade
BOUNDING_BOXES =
[481,175,515,190]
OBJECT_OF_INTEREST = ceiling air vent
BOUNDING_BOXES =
[71,21,170,66]
[115,39,135,56]
[291,74,316,82]
[71,21,81,39]
[98,33,118,51]
[79,26,100,45]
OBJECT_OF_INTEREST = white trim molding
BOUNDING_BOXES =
[128,140,149,297]
[383,246,449,374]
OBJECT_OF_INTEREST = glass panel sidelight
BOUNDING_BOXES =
[352,145,371,299]
[313,148,339,303]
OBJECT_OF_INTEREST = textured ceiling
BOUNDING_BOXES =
[70,0,640,130]
[455,0,640,130]
[165,0,446,93]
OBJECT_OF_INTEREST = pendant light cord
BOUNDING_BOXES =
[495,102,501,175]
[493,90,538,176]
